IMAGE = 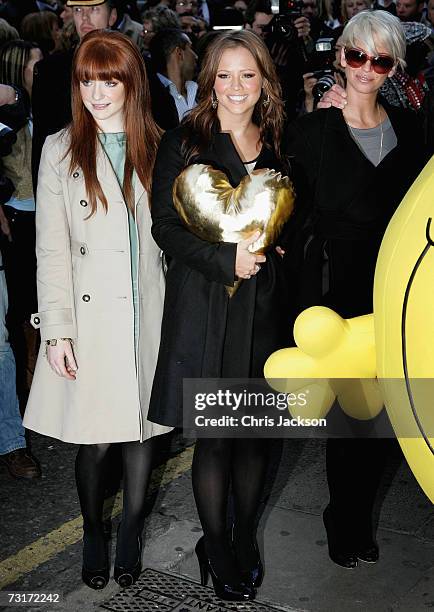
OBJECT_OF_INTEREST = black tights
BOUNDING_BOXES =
[192,438,270,581]
[75,439,154,569]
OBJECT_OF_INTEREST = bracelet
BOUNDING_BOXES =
[45,338,72,359]
[45,338,72,346]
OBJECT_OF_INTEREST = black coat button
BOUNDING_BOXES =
[82,294,90,302]
[80,246,86,255]
[73,171,79,178]
[80,199,87,207]
[33,316,40,324]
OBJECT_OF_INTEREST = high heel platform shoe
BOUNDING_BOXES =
[195,537,256,602]
[322,506,358,569]
[231,527,264,589]
[81,534,109,590]
[357,541,379,564]
[82,566,109,590]
[240,540,264,589]
[114,527,142,588]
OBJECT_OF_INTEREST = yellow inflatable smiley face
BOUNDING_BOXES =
[265,156,434,504]
[374,155,434,504]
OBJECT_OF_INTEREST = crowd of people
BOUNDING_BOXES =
[0,0,432,603]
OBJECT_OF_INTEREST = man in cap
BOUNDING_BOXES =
[31,0,118,189]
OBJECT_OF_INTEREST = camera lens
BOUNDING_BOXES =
[312,75,336,102]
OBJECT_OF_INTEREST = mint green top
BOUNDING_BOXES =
[98,132,139,356]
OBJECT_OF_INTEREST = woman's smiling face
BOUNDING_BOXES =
[213,46,263,121]
[80,78,125,132]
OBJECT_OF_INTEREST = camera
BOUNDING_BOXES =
[266,0,304,42]
[306,37,337,102]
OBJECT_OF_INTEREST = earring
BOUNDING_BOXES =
[211,90,218,109]
[262,92,270,107]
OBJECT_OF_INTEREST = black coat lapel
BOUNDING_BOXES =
[193,131,281,185]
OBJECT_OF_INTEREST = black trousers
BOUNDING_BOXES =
[326,438,390,547]
[1,207,37,405]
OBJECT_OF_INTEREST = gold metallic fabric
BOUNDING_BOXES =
[173,164,295,296]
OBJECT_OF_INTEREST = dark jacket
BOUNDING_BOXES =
[285,105,427,319]
[31,50,74,191]
[148,126,292,427]
[147,69,180,131]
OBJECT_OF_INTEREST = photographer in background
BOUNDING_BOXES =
[301,34,345,112]
[245,0,312,118]
[0,84,40,480]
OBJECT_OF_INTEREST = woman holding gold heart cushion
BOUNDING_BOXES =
[149,30,294,600]
[285,11,427,570]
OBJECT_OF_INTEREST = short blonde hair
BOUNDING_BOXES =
[341,10,406,70]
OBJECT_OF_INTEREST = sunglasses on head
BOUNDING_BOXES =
[344,47,395,74]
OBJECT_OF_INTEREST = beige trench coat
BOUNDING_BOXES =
[23,130,172,444]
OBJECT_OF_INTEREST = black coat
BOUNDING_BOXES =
[284,106,427,319]
[148,127,292,427]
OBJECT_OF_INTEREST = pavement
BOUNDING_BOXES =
[0,432,433,612]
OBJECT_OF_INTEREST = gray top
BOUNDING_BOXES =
[349,116,397,166]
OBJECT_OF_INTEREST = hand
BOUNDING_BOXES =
[0,205,11,241]
[316,83,347,109]
[46,340,78,380]
[293,16,310,39]
[235,231,266,280]
[275,246,285,258]
[0,84,17,106]
[303,72,318,113]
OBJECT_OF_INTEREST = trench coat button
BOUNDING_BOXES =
[82,294,90,302]
[80,199,87,207]
[73,171,80,178]
[33,316,40,324]
[80,246,86,255]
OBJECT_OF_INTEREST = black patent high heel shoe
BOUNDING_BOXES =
[357,541,379,563]
[231,527,264,589]
[240,540,264,589]
[322,506,358,569]
[195,537,256,601]
[81,534,109,590]
[114,526,142,588]
[82,566,110,590]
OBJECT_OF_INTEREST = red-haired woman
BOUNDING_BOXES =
[148,30,293,601]
[23,30,170,590]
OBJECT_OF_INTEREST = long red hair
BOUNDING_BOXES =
[66,30,161,215]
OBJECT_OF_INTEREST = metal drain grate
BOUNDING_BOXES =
[100,568,286,612]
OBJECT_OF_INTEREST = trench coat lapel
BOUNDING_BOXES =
[134,172,146,206]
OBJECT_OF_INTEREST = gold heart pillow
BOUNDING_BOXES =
[172,164,295,294]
